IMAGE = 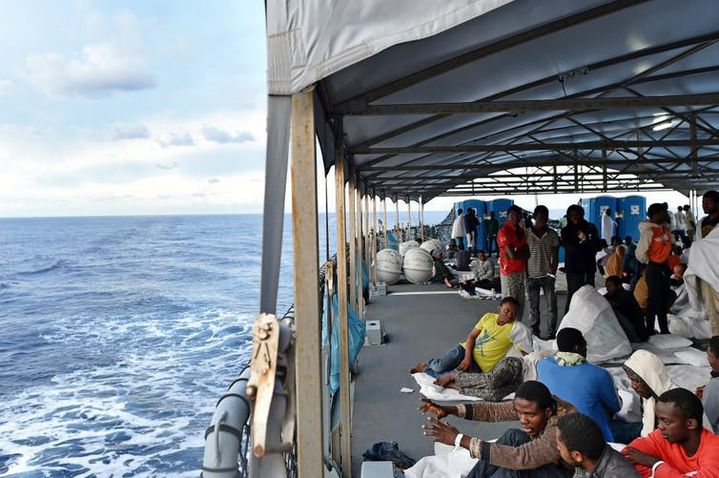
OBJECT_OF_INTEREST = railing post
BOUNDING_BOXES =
[334,157,353,478]
[407,197,412,240]
[420,195,425,241]
[372,194,378,286]
[364,193,371,288]
[395,198,401,241]
[356,185,365,317]
[290,90,323,478]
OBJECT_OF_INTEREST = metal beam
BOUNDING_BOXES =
[352,139,719,155]
[344,93,719,115]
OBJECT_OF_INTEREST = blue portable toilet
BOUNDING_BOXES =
[592,196,619,238]
[489,198,514,229]
[618,195,646,241]
[462,199,486,251]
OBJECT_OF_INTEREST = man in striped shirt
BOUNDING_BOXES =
[526,205,560,339]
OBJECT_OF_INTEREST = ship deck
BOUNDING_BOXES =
[350,281,572,476]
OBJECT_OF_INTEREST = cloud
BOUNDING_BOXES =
[111,124,150,140]
[0,80,14,95]
[202,125,254,144]
[207,178,220,184]
[26,43,155,98]
[156,161,178,170]
[159,131,194,148]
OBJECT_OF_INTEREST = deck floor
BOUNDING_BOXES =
[350,282,571,475]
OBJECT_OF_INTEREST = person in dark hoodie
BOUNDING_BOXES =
[604,275,648,342]
[561,204,601,313]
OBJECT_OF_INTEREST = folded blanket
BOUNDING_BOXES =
[412,372,484,402]
[686,222,719,313]
[404,443,477,478]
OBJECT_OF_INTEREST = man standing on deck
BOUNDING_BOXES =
[684,204,696,241]
[485,211,499,256]
[601,209,617,244]
[453,208,467,250]
[636,203,674,335]
[420,381,574,478]
[498,205,530,320]
[526,205,560,339]
[561,204,601,314]
[673,205,687,243]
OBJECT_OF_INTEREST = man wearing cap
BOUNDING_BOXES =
[636,203,675,335]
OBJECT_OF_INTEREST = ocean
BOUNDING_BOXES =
[0,212,448,477]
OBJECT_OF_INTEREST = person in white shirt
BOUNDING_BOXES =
[601,208,617,243]
[673,205,686,242]
[452,208,467,250]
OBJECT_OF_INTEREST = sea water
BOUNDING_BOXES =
[0,212,447,477]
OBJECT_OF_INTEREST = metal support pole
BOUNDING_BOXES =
[333,158,352,478]
[364,193,371,288]
[289,90,323,478]
[383,197,389,249]
[348,177,358,310]
[602,149,608,192]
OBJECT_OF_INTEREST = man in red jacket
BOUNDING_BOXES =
[623,388,719,477]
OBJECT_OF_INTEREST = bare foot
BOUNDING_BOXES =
[434,373,456,388]
[410,362,428,374]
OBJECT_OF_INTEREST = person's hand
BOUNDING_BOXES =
[457,358,472,371]
[418,398,448,419]
[422,417,459,446]
[434,374,456,388]
[696,385,706,400]
[623,447,660,467]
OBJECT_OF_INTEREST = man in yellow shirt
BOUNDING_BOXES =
[410,297,532,377]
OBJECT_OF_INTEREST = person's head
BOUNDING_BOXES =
[556,327,587,357]
[468,208,475,216]
[566,204,584,225]
[556,413,606,469]
[625,235,633,245]
[648,203,669,224]
[707,336,719,373]
[496,297,519,325]
[432,249,444,260]
[678,205,684,212]
[599,239,608,250]
[605,275,623,296]
[507,205,523,225]
[703,190,719,215]
[684,204,691,212]
[605,208,612,215]
[656,388,704,443]
[490,211,495,219]
[457,208,463,215]
[458,244,465,251]
[533,205,549,227]
[612,236,623,247]
[513,381,556,438]
[477,250,487,261]
[448,238,457,251]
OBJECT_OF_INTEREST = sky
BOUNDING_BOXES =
[0,1,690,218]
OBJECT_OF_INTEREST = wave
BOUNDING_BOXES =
[15,258,67,276]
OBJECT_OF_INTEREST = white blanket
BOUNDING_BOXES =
[404,443,477,478]
[685,221,719,313]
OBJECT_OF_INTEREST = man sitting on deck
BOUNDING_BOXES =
[603,275,649,343]
[556,413,640,478]
[623,388,719,477]
[695,336,719,434]
[431,249,456,289]
[536,328,621,442]
[420,380,575,478]
[410,297,532,378]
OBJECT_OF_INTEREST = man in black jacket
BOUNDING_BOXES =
[604,275,648,342]
[561,204,601,313]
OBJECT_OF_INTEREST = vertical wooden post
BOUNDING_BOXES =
[395,198,401,242]
[348,177,357,309]
[372,194,378,286]
[420,195,425,241]
[290,90,323,478]
[382,197,389,249]
[407,198,412,240]
[333,158,352,478]
[357,186,365,317]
